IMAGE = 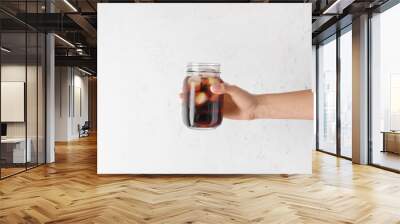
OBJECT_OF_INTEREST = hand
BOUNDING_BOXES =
[210,83,258,120]
[180,83,258,120]
[180,83,313,120]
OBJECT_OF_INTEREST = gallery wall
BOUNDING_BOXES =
[98,4,313,174]
[55,67,89,141]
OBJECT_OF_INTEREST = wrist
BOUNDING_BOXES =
[252,94,271,120]
[251,94,263,120]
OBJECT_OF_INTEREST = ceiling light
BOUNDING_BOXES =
[76,48,85,55]
[54,34,75,48]
[63,0,78,12]
[322,0,354,14]
[1,47,11,53]
[78,67,93,76]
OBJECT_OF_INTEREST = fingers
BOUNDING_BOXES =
[211,83,242,96]
[216,84,257,111]
[211,83,248,99]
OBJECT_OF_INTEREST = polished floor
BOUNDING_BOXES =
[372,150,400,171]
[1,135,400,223]
[0,167,25,178]
[1,162,43,178]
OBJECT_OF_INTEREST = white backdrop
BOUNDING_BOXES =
[98,3,313,174]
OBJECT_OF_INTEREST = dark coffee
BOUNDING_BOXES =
[182,75,224,129]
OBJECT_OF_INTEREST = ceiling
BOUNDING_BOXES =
[0,0,392,74]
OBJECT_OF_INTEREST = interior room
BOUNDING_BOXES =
[0,0,400,223]
[0,28,46,178]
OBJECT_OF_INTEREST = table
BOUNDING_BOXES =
[1,138,32,164]
[381,131,400,154]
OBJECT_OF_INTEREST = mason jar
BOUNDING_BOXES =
[182,63,224,129]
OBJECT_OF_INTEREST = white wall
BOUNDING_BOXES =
[55,67,69,141]
[71,73,89,138]
[55,67,89,141]
[98,4,313,174]
[1,66,26,128]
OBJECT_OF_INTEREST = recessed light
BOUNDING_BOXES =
[1,47,11,53]
[78,67,93,76]
[54,34,75,48]
[322,0,354,15]
[63,0,78,12]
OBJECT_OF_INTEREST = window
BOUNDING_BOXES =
[370,3,400,171]
[318,36,337,154]
[340,28,352,158]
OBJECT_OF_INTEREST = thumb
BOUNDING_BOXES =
[210,83,227,95]
[212,83,256,109]
[211,83,242,97]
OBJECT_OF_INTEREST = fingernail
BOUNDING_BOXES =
[211,83,223,93]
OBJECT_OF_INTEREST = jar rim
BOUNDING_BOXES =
[187,62,220,73]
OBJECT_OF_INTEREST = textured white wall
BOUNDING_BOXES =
[98,3,313,174]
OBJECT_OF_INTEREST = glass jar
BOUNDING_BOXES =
[182,63,224,129]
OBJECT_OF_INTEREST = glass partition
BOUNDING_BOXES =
[0,31,28,177]
[0,1,46,179]
[27,31,38,169]
[38,32,45,165]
